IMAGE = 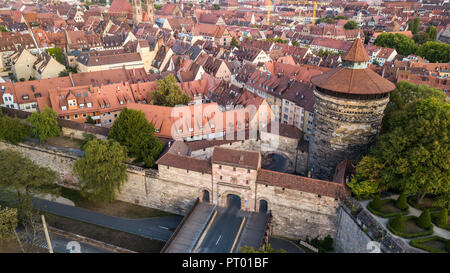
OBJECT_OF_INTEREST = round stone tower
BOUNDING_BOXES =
[308,38,396,180]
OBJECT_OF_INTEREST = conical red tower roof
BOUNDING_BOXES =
[342,38,370,62]
[310,38,396,95]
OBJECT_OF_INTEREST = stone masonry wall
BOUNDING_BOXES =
[0,141,340,240]
[256,184,340,239]
[308,89,390,180]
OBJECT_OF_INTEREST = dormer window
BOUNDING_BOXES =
[87,102,92,108]
[79,103,85,108]
[22,95,29,100]
[61,106,67,111]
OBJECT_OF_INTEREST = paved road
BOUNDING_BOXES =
[268,236,305,253]
[198,197,243,253]
[32,198,183,242]
[40,232,114,253]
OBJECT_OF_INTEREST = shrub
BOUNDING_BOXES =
[321,235,333,251]
[396,192,408,210]
[438,208,448,226]
[390,215,404,232]
[446,241,450,252]
[371,196,382,211]
[417,209,432,229]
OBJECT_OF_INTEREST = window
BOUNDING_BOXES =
[220,176,223,180]
[82,113,87,118]
[66,116,70,120]
[247,169,250,173]
[233,167,236,172]
[219,165,222,169]
[74,114,78,119]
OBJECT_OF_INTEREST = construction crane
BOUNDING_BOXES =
[268,1,330,25]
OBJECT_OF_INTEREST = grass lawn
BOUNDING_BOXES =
[0,238,46,253]
[404,218,427,234]
[410,236,449,253]
[45,214,165,253]
[60,187,177,219]
[387,216,433,239]
[367,199,408,218]
[43,136,84,149]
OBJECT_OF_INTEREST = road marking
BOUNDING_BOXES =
[216,235,222,245]
[159,226,169,230]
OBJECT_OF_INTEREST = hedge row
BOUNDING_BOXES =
[387,216,434,239]
[409,236,449,253]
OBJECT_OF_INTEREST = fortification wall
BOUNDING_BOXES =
[0,141,340,241]
[256,184,340,239]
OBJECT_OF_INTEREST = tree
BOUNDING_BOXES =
[350,83,449,205]
[396,192,408,210]
[413,32,430,45]
[0,206,18,240]
[85,115,96,124]
[0,114,31,144]
[344,20,358,30]
[374,33,418,56]
[438,208,448,226]
[26,107,61,142]
[73,139,128,202]
[390,215,404,232]
[382,81,445,133]
[213,3,220,10]
[108,108,164,167]
[0,149,59,251]
[230,37,239,48]
[348,156,384,198]
[239,244,286,253]
[0,25,9,32]
[45,48,65,65]
[417,209,431,229]
[150,74,191,107]
[408,18,421,35]
[425,26,438,41]
[416,41,450,63]
[58,69,70,77]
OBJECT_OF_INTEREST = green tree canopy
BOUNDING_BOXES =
[344,20,358,30]
[374,33,418,56]
[413,32,430,45]
[108,108,164,167]
[416,41,450,63]
[0,149,59,217]
[230,36,239,48]
[150,74,191,107]
[45,48,65,65]
[73,139,128,202]
[350,82,449,206]
[0,206,18,240]
[408,18,421,35]
[0,113,31,144]
[26,107,60,142]
[425,26,438,41]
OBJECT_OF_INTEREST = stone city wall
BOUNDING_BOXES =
[0,141,341,240]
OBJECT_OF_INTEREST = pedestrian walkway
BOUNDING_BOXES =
[33,198,183,242]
